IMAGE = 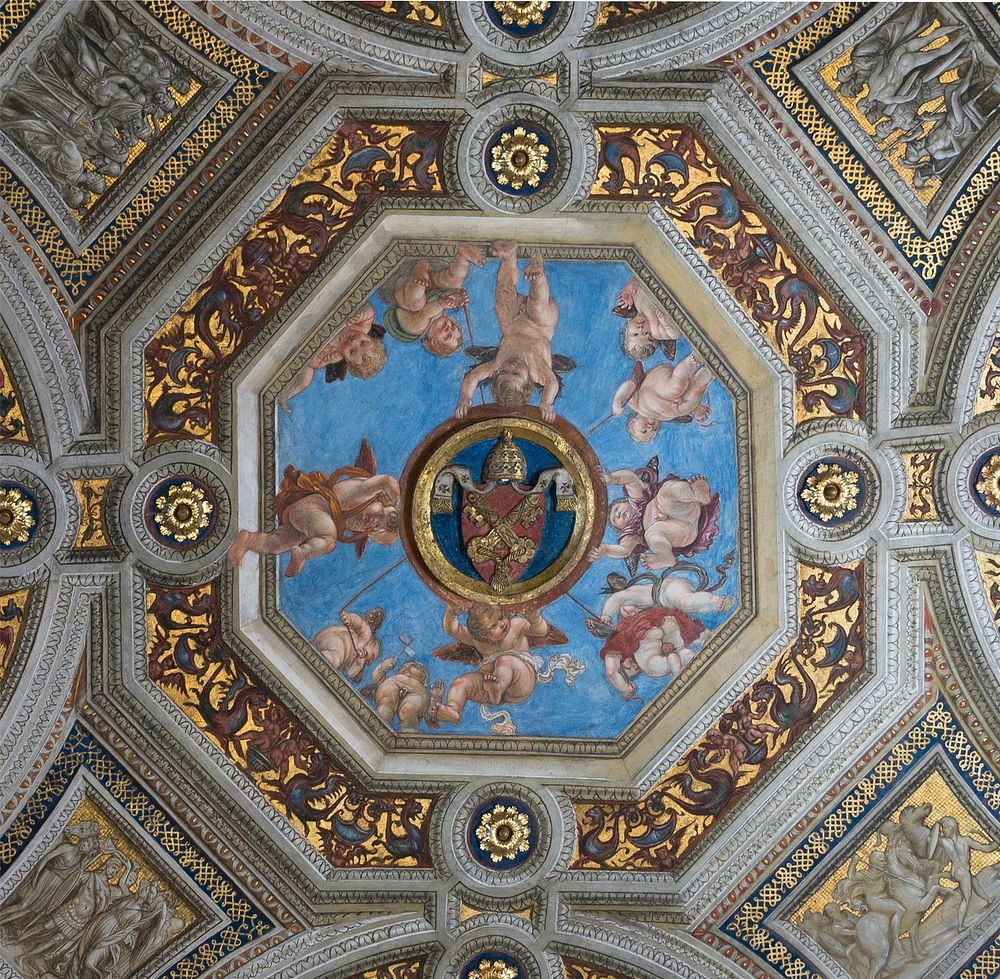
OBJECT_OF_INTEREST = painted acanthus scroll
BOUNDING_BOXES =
[143,120,448,444]
[563,959,630,979]
[572,559,866,871]
[0,587,30,681]
[347,961,426,979]
[0,349,29,444]
[901,450,941,521]
[589,124,867,424]
[145,580,436,867]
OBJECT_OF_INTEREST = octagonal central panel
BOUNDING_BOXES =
[251,239,746,744]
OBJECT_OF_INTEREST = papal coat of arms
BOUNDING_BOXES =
[431,429,577,592]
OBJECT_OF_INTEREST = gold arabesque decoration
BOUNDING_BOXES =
[492,0,549,28]
[73,477,112,548]
[153,481,213,542]
[475,803,531,862]
[0,486,34,546]
[800,463,860,522]
[975,454,1000,512]
[490,127,549,190]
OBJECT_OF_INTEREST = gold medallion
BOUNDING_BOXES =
[401,407,605,608]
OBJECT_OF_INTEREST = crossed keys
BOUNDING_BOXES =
[463,492,543,593]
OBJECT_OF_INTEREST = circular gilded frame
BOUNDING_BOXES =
[400,406,606,609]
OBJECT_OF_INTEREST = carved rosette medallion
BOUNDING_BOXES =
[798,459,863,525]
[463,953,523,979]
[146,477,216,547]
[485,1,556,36]
[401,408,605,608]
[0,483,38,549]
[487,125,553,195]
[469,795,536,868]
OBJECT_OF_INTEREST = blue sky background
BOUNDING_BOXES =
[276,256,739,739]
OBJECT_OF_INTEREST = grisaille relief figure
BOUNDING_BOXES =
[834,3,1000,192]
[0,815,187,979]
[798,802,1000,979]
[0,1,195,211]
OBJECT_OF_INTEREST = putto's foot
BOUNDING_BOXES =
[491,239,518,259]
[227,530,252,566]
[458,242,485,266]
[524,253,544,281]
[716,595,735,611]
[409,258,431,288]
[285,545,306,578]
[482,672,501,697]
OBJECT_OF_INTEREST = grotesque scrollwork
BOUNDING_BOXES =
[0,586,30,681]
[589,124,867,423]
[145,580,436,867]
[0,349,29,444]
[144,121,449,443]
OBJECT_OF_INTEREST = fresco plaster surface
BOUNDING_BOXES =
[0,3,999,979]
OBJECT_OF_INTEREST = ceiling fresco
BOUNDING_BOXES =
[264,245,742,742]
[2,2,1000,979]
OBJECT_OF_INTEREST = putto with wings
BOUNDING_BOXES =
[430,428,577,593]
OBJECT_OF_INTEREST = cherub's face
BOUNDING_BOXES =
[487,615,511,641]
[627,318,650,339]
[609,500,631,530]
[428,315,463,352]
[342,331,376,364]
[400,663,426,680]
[627,416,659,442]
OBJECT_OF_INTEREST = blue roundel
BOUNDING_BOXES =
[461,950,524,979]
[468,795,537,870]
[485,124,554,197]
[484,1,557,37]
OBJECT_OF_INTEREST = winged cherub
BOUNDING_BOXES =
[428,602,567,726]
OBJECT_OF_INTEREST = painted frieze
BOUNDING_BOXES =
[145,579,436,867]
[588,124,868,423]
[144,120,450,443]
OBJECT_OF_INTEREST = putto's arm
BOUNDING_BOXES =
[443,606,475,644]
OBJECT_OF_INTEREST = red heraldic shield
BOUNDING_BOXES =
[460,485,546,591]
